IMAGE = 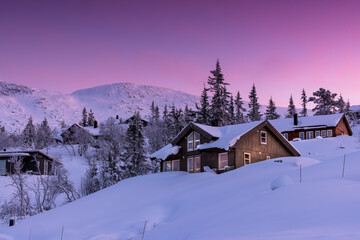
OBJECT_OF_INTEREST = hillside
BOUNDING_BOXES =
[1,133,360,240]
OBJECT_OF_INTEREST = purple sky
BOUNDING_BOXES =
[1,0,360,106]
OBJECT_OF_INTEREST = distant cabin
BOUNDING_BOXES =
[123,116,148,127]
[59,123,100,143]
[151,121,300,173]
[270,113,352,141]
[0,150,53,176]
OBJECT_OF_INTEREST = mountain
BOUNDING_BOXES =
[0,82,198,132]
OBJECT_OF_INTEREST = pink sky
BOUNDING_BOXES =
[0,0,360,106]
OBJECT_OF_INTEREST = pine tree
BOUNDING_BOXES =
[247,84,262,121]
[300,89,308,117]
[265,97,280,120]
[81,107,88,127]
[163,104,170,126]
[308,88,338,115]
[150,101,160,123]
[168,104,184,138]
[88,109,96,127]
[234,91,246,123]
[337,94,346,113]
[345,100,351,113]
[184,104,195,124]
[228,94,235,124]
[286,95,297,118]
[36,118,53,149]
[123,111,149,177]
[196,85,210,124]
[23,116,36,148]
[207,59,230,126]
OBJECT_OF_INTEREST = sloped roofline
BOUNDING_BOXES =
[170,122,218,145]
[338,113,353,136]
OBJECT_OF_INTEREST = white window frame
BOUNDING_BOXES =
[194,132,200,150]
[187,157,194,172]
[172,160,180,171]
[244,152,251,165]
[327,129,333,137]
[260,131,267,144]
[315,131,320,138]
[321,130,327,137]
[283,133,288,140]
[0,160,6,176]
[187,132,194,151]
[164,161,172,172]
[194,156,201,172]
[299,132,305,140]
[187,156,201,173]
[306,131,314,139]
[218,152,229,170]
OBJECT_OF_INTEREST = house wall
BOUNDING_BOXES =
[335,117,351,136]
[234,125,294,168]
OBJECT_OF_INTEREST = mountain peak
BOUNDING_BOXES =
[0,81,34,96]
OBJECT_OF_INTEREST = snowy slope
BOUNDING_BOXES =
[1,135,360,240]
[0,82,198,132]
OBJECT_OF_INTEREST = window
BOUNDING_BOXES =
[306,131,313,139]
[0,160,6,175]
[299,132,305,140]
[283,133,288,140]
[327,129,333,137]
[266,155,271,160]
[187,156,201,173]
[218,153,229,170]
[44,160,48,175]
[164,161,172,171]
[187,131,200,151]
[244,153,251,165]
[315,131,320,138]
[260,131,267,144]
[321,130,326,137]
[172,160,180,171]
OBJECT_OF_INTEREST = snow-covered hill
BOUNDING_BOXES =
[0,82,198,132]
[1,135,360,240]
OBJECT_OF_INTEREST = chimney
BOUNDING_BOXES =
[293,113,298,126]
[3,149,6,151]
[94,120,98,129]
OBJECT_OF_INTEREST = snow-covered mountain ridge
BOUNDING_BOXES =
[0,81,198,132]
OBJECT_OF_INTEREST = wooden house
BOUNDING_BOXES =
[0,150,53,176]
[270,113,352,141]
[60,123,100,143]
[151,120,300,173]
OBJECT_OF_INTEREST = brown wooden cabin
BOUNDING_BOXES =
[270,113,352,141]
[151,120,300,173]
[0,150,53,176]
[60,123,100,143]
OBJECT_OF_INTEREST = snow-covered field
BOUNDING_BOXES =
[1,130,360,239]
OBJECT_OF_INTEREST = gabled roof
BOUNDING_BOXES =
[0,150,53,161]
[60,123,101,138]
[269,113,350,133]
[150,144,180,160]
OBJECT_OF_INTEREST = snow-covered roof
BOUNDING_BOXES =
[83,126,101,136]
[150,144,180,160]
[0,152,30,157]
[269,113,345,133]
[195,121,263,150]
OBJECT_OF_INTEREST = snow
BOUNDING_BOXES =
[270,175,294,190]
[150,144,180,160]
[1,133,360,239]
[270,113,345,132]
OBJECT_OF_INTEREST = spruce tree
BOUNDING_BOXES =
[150,101,160,123]
[184,104,194,124]
[36,118,53,149]
[81,107,88,127]
[123,111,149,177]
[265,97,280,120]
[300,89,308,117]
[196,85,210,124]
[228,94,235,124]
[345,100,351,113]
[309,88,337,115]
[23,116,36,148]
[234,91,246,123]
[337,94,346,113]
[207,59,230,126]
[88,109,96,127]
[247,84,262,121]
[286,95,297,118]
[168,104,184,138]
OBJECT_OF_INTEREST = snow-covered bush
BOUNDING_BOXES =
[270,175,294,190]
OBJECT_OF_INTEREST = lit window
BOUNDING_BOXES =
[260,131,267,144]
[187,131,201,151]
[187,156,201,173]
[321,130,326,137]
[218,153,228,170]
[327,129,333,137]
[187,157,194,172]
[299,132,305,140]
[306,131,314,139]
[195,156,201,172]
[244,153,251,165]
[266,156,271,160]
[187,132,194,151]
[283,133,288,140]
[172,160,180,171]
[164,161,172,171]
[315,131,320,137]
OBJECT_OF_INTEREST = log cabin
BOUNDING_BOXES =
[151,120,300,173]
[270,113,352,141]
[59,123,100,143]
[0,150,53,175]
